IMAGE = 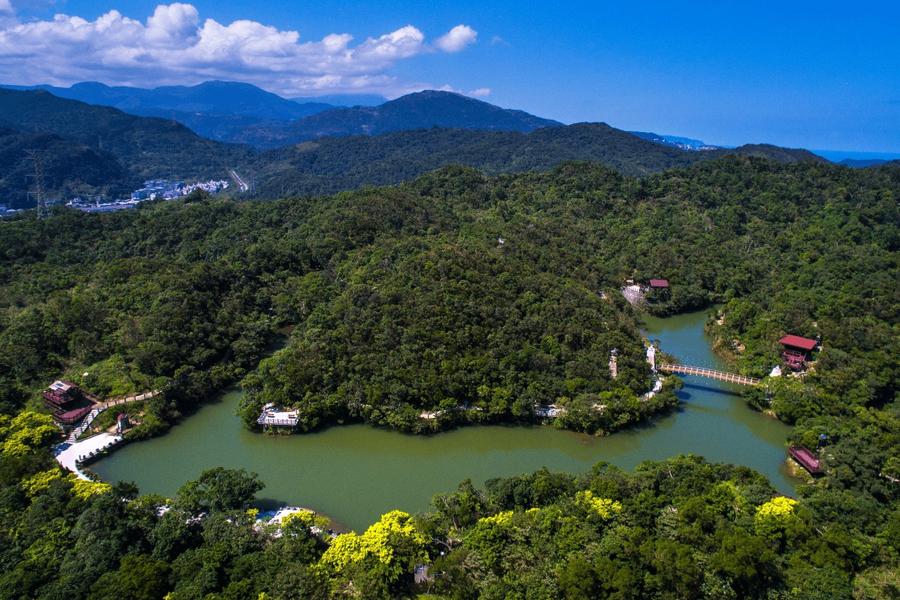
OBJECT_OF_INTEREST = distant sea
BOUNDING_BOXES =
[812,149,900,162]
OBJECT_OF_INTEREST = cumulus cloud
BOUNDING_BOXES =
[467,87,491,97]
[434,24,477,53]
[0,0,11,14]
[0,3,477,95]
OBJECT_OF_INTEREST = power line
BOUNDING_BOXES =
[25,149,49,219]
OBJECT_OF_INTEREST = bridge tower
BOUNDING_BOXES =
[646,344,657,372]
[609,348,618,379]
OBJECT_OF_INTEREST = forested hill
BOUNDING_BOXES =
[0,157,897,598]
[0,128,129,205]
[236,90,563,148]
[0,89,250,205]
[249,124,824,198]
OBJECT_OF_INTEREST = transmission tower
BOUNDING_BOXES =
[25,149,49,219]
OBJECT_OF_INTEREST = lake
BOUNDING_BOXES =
[92,309,794,531]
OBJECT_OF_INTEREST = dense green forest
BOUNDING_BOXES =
[0,157,897,598]
[247,126,824,199]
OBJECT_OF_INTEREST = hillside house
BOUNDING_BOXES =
[42,380,94,425]
[779,335,818,370]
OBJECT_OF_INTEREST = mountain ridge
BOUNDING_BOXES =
[238,90,564,148]
[248,124,825,198]
[0,87,828,208]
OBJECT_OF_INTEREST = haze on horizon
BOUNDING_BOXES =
[1,0,897,154]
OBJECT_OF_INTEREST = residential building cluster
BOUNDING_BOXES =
[66,178,231,213]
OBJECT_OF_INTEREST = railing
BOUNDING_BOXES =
[658,363,761,386]
[258,417,299,426]
[67,390,160,442]
[67,408,101,443]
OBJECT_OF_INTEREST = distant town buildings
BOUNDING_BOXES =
[66,178,230,213]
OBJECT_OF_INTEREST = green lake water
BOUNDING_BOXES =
[92,309,794,531]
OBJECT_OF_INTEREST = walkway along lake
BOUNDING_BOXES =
[92,310,794,531]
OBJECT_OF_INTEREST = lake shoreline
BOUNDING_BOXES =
[91,308,798,531]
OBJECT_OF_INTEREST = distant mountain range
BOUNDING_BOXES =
[1,81,337,144]
[290,93,387,106]
[236,90,563,148]
[0,85,879,209]
[5,81,328,120]
[3,83,558,148]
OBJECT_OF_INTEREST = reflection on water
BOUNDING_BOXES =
[93,309,794,531]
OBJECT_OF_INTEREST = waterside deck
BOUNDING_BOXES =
[258,404,300,427]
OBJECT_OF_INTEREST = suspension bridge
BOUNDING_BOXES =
[658,363,761,386]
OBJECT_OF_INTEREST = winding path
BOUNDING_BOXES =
[55,389,161,479]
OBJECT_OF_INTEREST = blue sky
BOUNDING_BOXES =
[3,0,899,153]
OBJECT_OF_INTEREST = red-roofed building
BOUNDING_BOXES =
[42,380,94,425]
[42,380,81,409]
[779,335,818,370]
[649,279,669,289]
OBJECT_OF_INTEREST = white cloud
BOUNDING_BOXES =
[145,3,199,46]
[434,24,477,53]
[468,87,491,97]
[0,4,477,95]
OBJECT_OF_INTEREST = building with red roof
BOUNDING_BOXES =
[779,335,818,370]
[779,335,818,351]
[648,279,669,289]
[42,380,94,425]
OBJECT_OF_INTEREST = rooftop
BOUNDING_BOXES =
[649,279,669,288]
[779,335,818,351]
[49,380,75,392]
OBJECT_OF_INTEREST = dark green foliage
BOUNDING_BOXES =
[174,467,263,514]
[248,124,824,199]
[418,456,897,599]
[88,554,171,600]
[0,128,130,207]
